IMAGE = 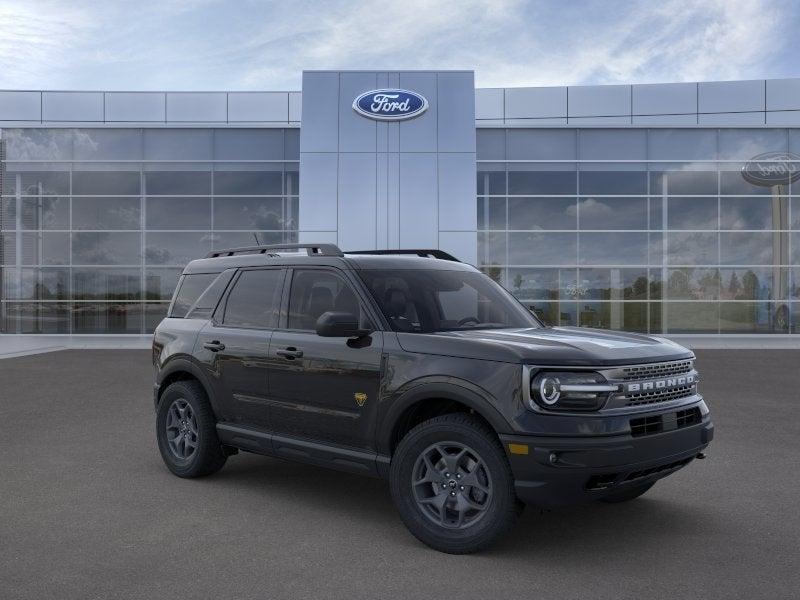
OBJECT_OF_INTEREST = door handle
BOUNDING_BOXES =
[276,347,303,360]
[203,340,226,352]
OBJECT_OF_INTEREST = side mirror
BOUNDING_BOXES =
[315,311,371,338]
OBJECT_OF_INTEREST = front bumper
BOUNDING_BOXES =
[501,410,713,508]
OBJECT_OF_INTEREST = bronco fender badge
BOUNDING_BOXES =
[354,392,368,407]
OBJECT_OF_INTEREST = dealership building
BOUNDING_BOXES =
[1,70,799,341]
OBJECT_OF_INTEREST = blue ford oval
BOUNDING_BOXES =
[352,89,428,121]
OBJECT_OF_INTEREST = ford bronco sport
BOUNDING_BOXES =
[152,243,713,554]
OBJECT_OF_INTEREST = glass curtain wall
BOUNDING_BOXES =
[0,128,299,334]
[477,128,800,335]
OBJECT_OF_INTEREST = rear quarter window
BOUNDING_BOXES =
[170,273,220,318]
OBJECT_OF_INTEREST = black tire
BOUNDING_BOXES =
[390,413,522,554]
[598,481,655,503]
[156,380,227,478]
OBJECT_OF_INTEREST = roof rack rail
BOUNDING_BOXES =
[206,243,344,259]
[345,249,460,262]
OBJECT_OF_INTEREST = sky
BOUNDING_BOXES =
[0,0,798,91]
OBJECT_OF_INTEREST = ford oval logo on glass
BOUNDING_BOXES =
[742,151,800,187]
[352,89,428,121]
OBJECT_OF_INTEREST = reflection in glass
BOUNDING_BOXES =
[508,232,576,265]
[476,170,506,195]
[72,197,140,230]
[578,197,647,230]
[578,233,648,265]
[72,303,142,333]
[3,302,70,333]
[720,302,788,333]
[508,169,576,195]
[579,171,647,195]
[21,232,70,265]
[478,232,506,267]
[213,169,283,195]
[508,197,576,230]
[720,197,784,230]
[18,268,69,300]
[146,269,182,300]
[145,303,171,333]
[213,197,284,230]
[72,232,140,265]
[145,233,211,266]
[665,302,719,333]
[720,232,775,265]
[522,301,577,327]
[146,197,211,230]
[667,232,718,265]
[667,268,720,300]
[72,268,141,300]
[145,171,211,195]
[5,171,70,196]
[578,268,649,300]
[72,171,140,195]
[477,197,506,230]
[650,170,717,195]
[667,197,718,230]
[506,268,577,300]
[20,197,70,230]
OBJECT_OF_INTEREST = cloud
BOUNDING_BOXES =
[0,0,795,90]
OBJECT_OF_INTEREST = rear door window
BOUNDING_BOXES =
[221,269,284,329]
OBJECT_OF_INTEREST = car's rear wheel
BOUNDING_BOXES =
[390,413,521,554]
[598,481,654,503]
[156,380,226,478]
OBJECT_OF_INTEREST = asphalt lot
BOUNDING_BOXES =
[1,349,799,600]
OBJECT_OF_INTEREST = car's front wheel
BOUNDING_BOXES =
[390,413,521,554]
[156,380,227,478]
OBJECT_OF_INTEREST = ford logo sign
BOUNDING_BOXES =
[741,151,800,187]
[352,89,428,121]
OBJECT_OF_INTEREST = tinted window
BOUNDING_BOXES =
[359,269,539,333]
[287,270,362,330]
[223,269,283,328]
[171,273,218,318]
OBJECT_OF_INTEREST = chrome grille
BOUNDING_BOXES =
[619,360,693,381]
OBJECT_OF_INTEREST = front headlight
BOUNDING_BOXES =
[529,371,618,412]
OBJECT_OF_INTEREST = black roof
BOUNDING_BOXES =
[183,244,477,275]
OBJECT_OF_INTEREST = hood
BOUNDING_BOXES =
[396,326,692,366]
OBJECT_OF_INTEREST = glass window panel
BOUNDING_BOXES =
[20,232,70,265]
[15,268,69,300]
[719,267,779,301]
[578,233,648,265]
[1,232,16,264]
[507,129,575,160]
[577,301,647,332]
[578,197,647,230]
[650,170,717,195]
[479,265,506,286]
[508,197,576,230]
[224,269,284,328]
[3,129,73,160]
[649,269,663,300]
[213,197,284,230]
[210,231,288,250]
[213,169,283,195]
[720,197,782,230]
[72,302,142,333]
[792,303,800,334]
[72,232,140,265]
[665,301,719,333]
[578,268,649,300]
[720,169,774,195]
[720,232,775,265]
[143,129,213,160]
[667,232,718,265]
[476,169,506,195]
[506,268,577,301]
[720,302,787,333]
[1,198,16,229]
[72,268,141,300]
[667,197,718,230]
[144,171,211,195]
[648,130,717,161]
[477,232,506,266]
[650,197,663,230]
[666,268,720,300]
[19,197,69,230]
[792,268,800,300]
[72,171,140,195]
[792,198,800,230]
[145,197,211,230]
[579,171,647,195]
[146,268,182,300]
[145,232,211,266]
[3,302,71,333]
[73,129,142,160]
[145,303,171,333]
[285,170,298,196]
[579,129,646,160]
[522,301,577,327]
[718,129,788,160]
[285,129,300,160]
[509,232,577,265]
[72,197,140,230]
[508,167,576,195]
[214,129,284,160]
[793,232,800,265]
[649,302,663,334]
[477,197,506,230]
[476,129,505,160]
[6,171,70,196]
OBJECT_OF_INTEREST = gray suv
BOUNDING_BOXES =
[152,243,713,553]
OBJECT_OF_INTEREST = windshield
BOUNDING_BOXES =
[358,269,542,333]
